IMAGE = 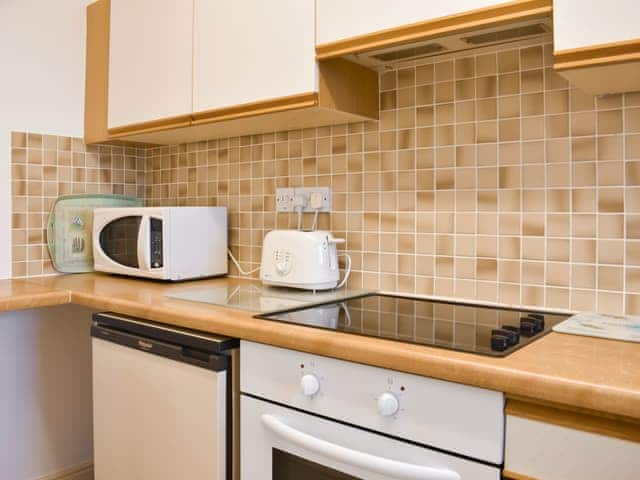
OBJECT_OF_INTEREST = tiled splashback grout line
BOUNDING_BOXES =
[10,39,640,315]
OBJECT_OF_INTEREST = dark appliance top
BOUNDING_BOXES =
[257,294,570,357]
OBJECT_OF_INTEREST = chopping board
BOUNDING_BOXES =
[553,312,640,343]
[47,194,142,273]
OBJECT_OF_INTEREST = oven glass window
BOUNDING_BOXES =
[99,216,141,268]
[273,449,362,480]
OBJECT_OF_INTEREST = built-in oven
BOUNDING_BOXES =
[240,341,504,480]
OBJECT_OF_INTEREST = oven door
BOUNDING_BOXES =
[241,395,501,480]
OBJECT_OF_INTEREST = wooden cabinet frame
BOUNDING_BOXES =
[84,0,111,144]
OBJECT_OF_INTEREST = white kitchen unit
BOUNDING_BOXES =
[505,414,640,479]
[92,313,239,480]
[553,0,640,94]
[87,0,377,144]
[193,0,316,113]
[108,0,193,129]
[241,340,504,480]
[553,0,640,51]
[316,0,504,45]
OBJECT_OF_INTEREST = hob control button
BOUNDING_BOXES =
[527,313,545,332]
[519,318,538,337]
[492,328,519,346]
[490,334,510,352]
[501,325,521,344]
[300,374,320,397]
[377,392,399,417]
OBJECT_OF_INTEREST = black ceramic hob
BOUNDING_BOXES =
[257,293,570,357]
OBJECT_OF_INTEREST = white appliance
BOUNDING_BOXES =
[93,206,227,280]
[260,230,347,290]
[241,340,505,480]
[91,312,238,480]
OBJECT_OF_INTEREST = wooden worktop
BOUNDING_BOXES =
[0,277,70,311]
[3,273,640,421]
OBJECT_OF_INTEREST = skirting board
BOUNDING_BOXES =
[35,461,93,480]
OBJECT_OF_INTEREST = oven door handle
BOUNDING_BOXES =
[261,414,461,480]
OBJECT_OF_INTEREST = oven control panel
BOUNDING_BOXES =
[240,340,505,465]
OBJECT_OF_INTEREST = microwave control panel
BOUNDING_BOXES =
[150,218,163,268]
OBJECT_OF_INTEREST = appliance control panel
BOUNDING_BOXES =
[240,340,505,464]
[273,250,293,276]
[149,217,163,269]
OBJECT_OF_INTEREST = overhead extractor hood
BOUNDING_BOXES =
[347,18,552,67]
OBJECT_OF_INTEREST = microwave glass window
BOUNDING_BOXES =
[99,216,141,268]
[272,449,361,480]
[150,217,163,268]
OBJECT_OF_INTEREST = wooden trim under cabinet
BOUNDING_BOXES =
[554,38,640,70]
[502,470,539,480]
[315,0,552,60]
[506,396,640,444]
[192,92,319,126]
[108,113,192,137]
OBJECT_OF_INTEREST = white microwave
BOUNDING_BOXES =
[93,207,228,281]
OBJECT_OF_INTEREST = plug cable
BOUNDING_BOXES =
[336,253,352,289]
[227,249,261,276]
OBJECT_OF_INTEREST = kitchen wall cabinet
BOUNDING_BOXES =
[193,0,316,114]
[553,0,640,94]
[315,0,553,59]
[316,0,503,45]
[85,0,377,145]
[108,0,193,131]
[504,398,640,480]
[554,0,640,51]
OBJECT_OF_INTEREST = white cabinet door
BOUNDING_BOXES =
[193,0,316,113]
[108,0,194,129]
[316,0,503,45]
[554,0,640,51]
[92,338,227,480]
[505,415,640,480]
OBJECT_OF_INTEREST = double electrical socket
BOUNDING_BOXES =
[275,187,332,212]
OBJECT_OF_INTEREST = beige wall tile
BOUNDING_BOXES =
[13,40,640,314]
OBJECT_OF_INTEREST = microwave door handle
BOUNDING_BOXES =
[261,414,460,480]
[137,216,150,271]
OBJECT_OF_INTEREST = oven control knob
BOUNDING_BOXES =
[300,374,320,397]
[377,392,399,417]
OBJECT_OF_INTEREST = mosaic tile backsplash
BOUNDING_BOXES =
[10,133,146,277]
[11,40,640,315]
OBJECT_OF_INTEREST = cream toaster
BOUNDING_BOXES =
[260,230,348,290]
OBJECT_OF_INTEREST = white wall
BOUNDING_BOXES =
[0,305,95,479]
[0,0,91,279]
[0,2,95,479]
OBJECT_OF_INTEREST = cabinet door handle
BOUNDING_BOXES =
[261,414,461,480]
